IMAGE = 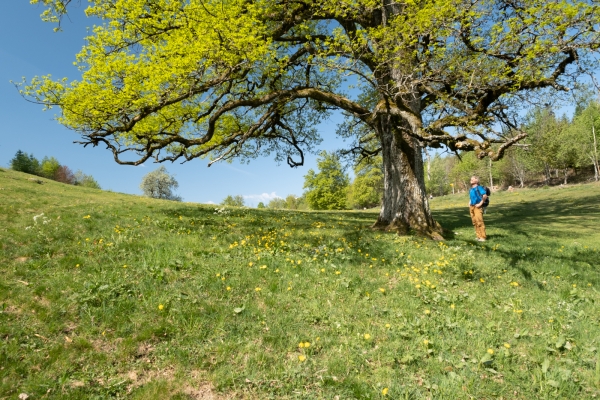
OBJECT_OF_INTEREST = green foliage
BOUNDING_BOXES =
[348,156,383,209]
[10,150,41,175]
[425,154,453,196]
[24,0,600,173]
[285,194,307,210]
[74,170,101,189]
[569,101,600,180]
[140,166,181,201]
[303,151,349,210]
[2,168,600,398]
[40,156,61,179]
[221,195,245,207]
[257,202,266,209]
[267,197,286,209]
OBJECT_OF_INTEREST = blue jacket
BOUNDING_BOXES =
[470,185,487,206]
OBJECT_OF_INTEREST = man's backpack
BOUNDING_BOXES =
[481,186,491,208]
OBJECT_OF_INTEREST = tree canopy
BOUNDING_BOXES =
[140,165,181,200]
[24,0,600,237]
[303,151,349,210]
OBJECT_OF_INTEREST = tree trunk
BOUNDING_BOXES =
[544,163,551,185]
[488,158,493,189]
[372,114,443,239]
[593,125,599,182]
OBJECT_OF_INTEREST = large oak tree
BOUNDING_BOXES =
[25,0,600,238]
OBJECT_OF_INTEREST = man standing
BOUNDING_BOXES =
[469,176,488,242]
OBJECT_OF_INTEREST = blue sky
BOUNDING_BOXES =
[0,1,349,206]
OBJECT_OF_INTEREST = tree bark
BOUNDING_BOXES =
[371,114,443,239]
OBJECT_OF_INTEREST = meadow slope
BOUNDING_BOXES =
[1,168,599,399]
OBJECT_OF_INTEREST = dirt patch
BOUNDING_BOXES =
[91,337,122,354]
[125,365,176,391]
[183,382,223,399]
[35,296,51,308]
[70,380,86,388]
[15,257,30,263]
[124,368,230,399]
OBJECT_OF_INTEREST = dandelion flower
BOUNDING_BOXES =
[379,288,385,293]
[487,348,494,354]
[226,287,231,291]
[385,323,391,328]
[424,309,430,315]
[450,304,455,310]
[415,284,421,289]
[480,278,485,283]
[503,343,511,349]
[364,333,371,340]
[304,342,310,348]
[335,271,341,275]
[298,355,306,362]
[255,287,262,292]
[158,304,164,310]
[75,264,80,268]
[248,262,253,267]
[299,342,305,348]
[321,268,325,272]
[382,387,389,395]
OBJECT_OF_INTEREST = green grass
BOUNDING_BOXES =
[1,167,600,399]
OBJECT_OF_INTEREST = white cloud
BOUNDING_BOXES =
[205,200,215,204]
[243,192,281,206]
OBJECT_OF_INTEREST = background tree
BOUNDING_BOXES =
[304,152,349,210]
[26,0,600,237]
[267,197,287,209]
[524,108,566,185]
[40,156,61,179]
[257,202,266,209]
[140,166,181,201]
[502,147,531,188]
[54,165,76,184]
[424,154,450,197]
[348,156,383,209]
[221,195,245,207]
[10,150,41,175]
[74,170,101,189]
[570,101,600,181]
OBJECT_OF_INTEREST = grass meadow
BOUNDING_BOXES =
[1,167,600,399]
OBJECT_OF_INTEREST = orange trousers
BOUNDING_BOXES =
[469,205,486,239]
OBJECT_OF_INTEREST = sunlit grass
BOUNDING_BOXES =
[1,168,599,399]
